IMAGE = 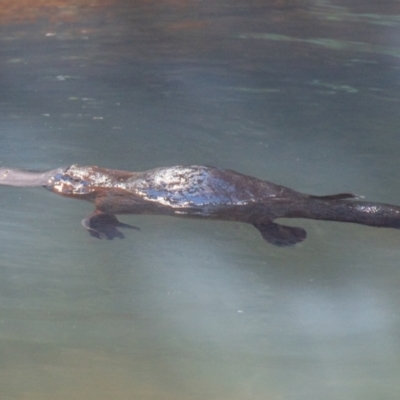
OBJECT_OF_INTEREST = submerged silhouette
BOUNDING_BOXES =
[1,164,399,246]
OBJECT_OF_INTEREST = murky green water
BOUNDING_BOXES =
[0,0,400,399]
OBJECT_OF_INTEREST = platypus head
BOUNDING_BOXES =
[48,165,92,196]
[46,173,89,196]
[47,165,118,196]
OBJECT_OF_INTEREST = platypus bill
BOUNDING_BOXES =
[1,164,400,247]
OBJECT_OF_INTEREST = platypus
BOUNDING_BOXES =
[1,164,400,246]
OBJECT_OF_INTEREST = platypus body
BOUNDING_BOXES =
[1,164,400,246]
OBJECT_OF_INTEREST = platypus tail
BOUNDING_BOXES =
[300,195,400,230]
[253,194,400,247]
[0,167,64,187]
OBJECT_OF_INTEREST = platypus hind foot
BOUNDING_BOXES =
[82,212,140,240]
[253,222,307,247]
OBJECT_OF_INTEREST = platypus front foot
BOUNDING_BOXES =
[82,212,140,239]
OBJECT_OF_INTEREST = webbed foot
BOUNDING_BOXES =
[253,222,306,247]
[82,212,139,240]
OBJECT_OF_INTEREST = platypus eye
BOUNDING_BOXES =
[53,173,64,181]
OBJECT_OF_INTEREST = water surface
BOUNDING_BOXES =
[0,1,400,399]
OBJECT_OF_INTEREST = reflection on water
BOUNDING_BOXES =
[1,1,400,399]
